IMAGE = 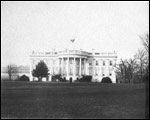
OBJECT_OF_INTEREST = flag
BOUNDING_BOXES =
[70,39,75,43]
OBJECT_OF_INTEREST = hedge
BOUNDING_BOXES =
[19,75,30,81]
[52,74,67,82]
[78,75,92,82]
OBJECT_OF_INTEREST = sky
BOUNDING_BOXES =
[1,1,149,67]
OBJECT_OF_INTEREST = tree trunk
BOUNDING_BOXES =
[140,63,143,83]
[38,77,42,82]
[9,74,11,81]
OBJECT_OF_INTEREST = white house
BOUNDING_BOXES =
[29,49,117,83]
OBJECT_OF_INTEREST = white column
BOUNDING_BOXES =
[50,60,53,75]
[73,57,76,76]
[84,59,86,75]
[86,60,89,75]
[33,59,36,80]
[111,59,116,83]
[79,58,82,76]
[60,58,62,75]
[98,60,102,82]
[59,58,61,74]
[48,75,52,82]
[112,70,116,83]
[33,59,36,69]
[85,59,87,75]
[62,58,64,75]
[58,58,60,74]
[67,57,69,76]
[53,59,55,75]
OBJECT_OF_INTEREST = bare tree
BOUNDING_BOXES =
[116,58,137,83]
[139,33,149,66]
[140,33,149,55]
[115,59,128,83]
[139,33,149,82]
[126,58,138,83]
[115,33,149,83]
[134,49,147,82]
[7,64,18,81]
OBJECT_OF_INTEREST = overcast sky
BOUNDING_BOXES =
[1,1,149,67]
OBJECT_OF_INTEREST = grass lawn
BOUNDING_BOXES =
[1,81,148,119]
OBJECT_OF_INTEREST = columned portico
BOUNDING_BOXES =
[59,57,87,81]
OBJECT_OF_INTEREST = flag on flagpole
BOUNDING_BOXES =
[70,39,75,43]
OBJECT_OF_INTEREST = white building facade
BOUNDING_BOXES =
[29,50,117,83]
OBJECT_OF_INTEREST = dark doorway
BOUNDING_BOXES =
[69,77,72,83]
[101,77,112,83]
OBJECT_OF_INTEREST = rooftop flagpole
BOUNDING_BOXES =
[70,39,75,51]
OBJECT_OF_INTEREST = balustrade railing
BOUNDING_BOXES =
[30,50,117,57]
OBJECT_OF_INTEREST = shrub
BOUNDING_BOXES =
[19,75,29,81]
[101,77,112,83]
[143,72,149,83]
[78,75,92,82]
[52,74,67,82]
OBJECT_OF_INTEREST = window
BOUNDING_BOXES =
[109,73,112,76]
[103,74,105,76]
[69,67,73,75]
[96,61,99,66]
[70,59,73,64]
[77,60,79,65]
[103,61,105,66]
[95,53,100,55]
[89,62,92,65]
[110,61,112,66]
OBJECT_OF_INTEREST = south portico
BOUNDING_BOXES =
[58,55,88,82]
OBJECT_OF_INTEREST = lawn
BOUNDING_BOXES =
[1,81,148,119]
